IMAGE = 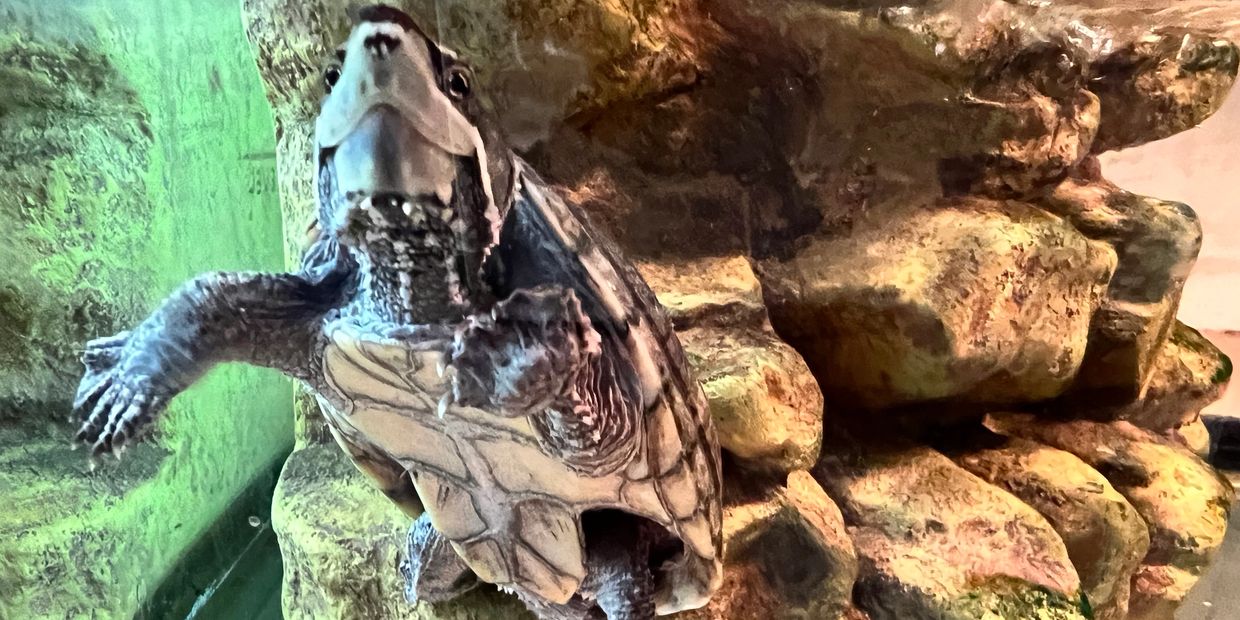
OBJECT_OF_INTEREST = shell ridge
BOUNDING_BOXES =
[513,162,723,569]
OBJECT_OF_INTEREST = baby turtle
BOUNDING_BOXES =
[71,5,722,619]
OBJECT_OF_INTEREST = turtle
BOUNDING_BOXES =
[70,5,722,619]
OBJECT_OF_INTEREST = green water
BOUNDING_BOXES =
[137,460,287,620]
[182,526,284,620]
[0,0,292,617]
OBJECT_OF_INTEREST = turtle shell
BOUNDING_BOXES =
[317,159,723,613]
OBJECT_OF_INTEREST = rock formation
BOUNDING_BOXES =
[241,0,1238,618]
[948,434,1151,620]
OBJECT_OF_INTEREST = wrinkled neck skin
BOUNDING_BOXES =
[322,150,518,329]
[353,245,463,326]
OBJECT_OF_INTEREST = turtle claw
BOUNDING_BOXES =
[437,393,452,418]
[86,331,132,348]
[76,384,164,457]
[71,331,169,457]
[80,331,131,368]
[449,287,595,416]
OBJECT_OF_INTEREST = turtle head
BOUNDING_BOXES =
[315,5,513,317]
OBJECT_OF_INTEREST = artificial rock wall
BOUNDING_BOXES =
[0,1,291,617]
[242,1,1237,619]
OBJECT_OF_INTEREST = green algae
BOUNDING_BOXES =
[0,0,293,618]
[951,580,1090,620]
[1168,322,1234,387]
[0,2,153,418]
[274,445,532,620]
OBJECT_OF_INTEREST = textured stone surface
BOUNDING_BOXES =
[0,1,291,618]
[948,436,1149,620]
[1089,29,1239,152]
[679,471,857,620]
[1128,564,1199,620]
[241,0,1238,260]
[814,442,1086,620]
[1042,178,1206,405]
[1104,322,1233,431]
[679,327,823,473]
[641,257,824,473]
[1172,417,1213,459]
[762,199,1115,411]
[987,414,1235,618]
[987,415,1234,571]
[637,257,767,329]
[275,445,530,620]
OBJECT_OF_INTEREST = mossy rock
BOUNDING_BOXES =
[274,445,532,620]
[0,367,290,619]
[0,0,292,617]
[0,1,154,420]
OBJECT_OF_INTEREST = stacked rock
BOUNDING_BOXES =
[243,1,1237,618]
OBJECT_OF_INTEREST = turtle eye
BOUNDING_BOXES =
[445,66,472,100]
[324,65,342,93]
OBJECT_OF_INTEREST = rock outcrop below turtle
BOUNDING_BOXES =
[274,445,531,620]
[814,441,1087,620]
[987,414,1236,619]
[638,257,824,473]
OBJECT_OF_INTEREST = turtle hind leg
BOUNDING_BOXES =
[400,513,479,604]
[581,511,657,620]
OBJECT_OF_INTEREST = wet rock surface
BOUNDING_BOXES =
[987,414,1236,619]
[761,198,1116,411]
[1042,178,1205,405]
[1128,564,1199,620]
[986,415,1235,572]
[640,257,824,473]
[237,0,1240,618]
[1102,322,1233,432]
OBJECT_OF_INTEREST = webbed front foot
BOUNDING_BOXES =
[449,286,599,415]
[72,332,173,456]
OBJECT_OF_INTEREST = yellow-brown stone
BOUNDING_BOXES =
[950,437,1149,620]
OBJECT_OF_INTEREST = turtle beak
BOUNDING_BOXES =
[332,103,458,214]
[315,18,480,233]
[315,15,500,255]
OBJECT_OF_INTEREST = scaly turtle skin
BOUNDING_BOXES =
[71,6,721,619]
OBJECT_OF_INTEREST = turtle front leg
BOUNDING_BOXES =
[74,259,352,455]
[400,513,479,604]
[449,285,644,473]
[448,286,599,415]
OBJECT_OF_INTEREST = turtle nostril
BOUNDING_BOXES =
[364,33,400,57]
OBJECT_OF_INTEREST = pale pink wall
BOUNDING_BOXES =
[1102,91,1240,417]
[1101,92,1240,332]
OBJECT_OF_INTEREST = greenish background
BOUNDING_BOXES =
[0,0,292,617]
